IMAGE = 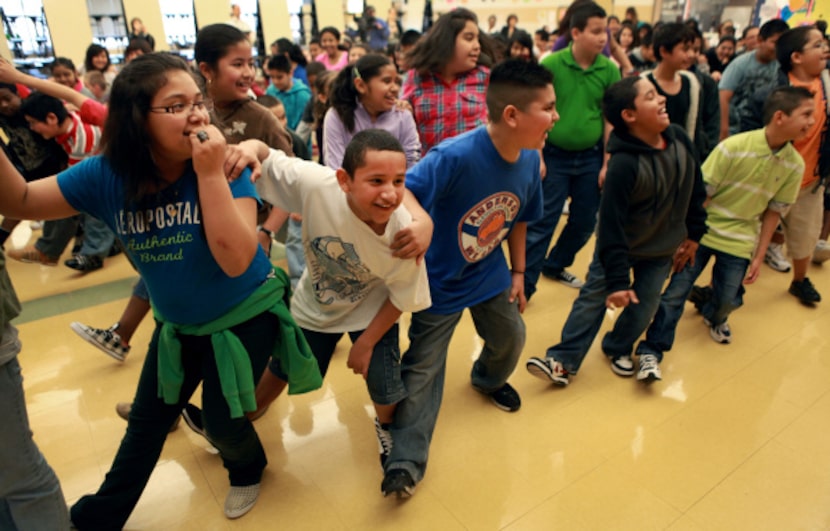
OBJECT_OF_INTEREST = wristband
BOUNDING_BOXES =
[258,226,274,239]
[511,269,524,274]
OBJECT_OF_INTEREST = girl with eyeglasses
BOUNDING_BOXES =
[0,52,322,528]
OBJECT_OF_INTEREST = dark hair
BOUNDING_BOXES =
[20,92,68,122]
[602,76,641,133]
[653,22,695,61]
[717,35,737,47]
[776,26,816,73]
[762,85,814,125]
[331,54,392,132]
[400,29,421,47]
[617,21,639,48]
[125,38,153,57]
[509,31,535,61]
[312,70,336,125]
[816,20,828,36]
[607,15,620,25]
[342,128,404,176]
[570,2,607,32]
[51,57,77,75]
[741,25,758,40]
[309,37,320,46]
[535,28,550,41]
[0,82,17,94]
[256,94,281,108]
[407,8,494,75]
[101,53,195,202]
[487,58,552,122]
[319,26,341,41]
[625,7,638,19]
[267,54,292,73]
[194,24,248,68]
[507,14,518,24]
[759,18,789,40]
[84,44,110,73]
[275,37,308,67]
[306,61,327,80]
[639,25,655,47]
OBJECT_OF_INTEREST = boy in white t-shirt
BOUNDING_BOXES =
[240,129,430,465]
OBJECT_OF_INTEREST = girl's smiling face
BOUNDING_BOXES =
[52,64,79,88]
[357,64,400,116]
[202,40,255,104]
[146,70,211,163]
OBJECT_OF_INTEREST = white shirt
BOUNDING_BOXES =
[257,150,431,332]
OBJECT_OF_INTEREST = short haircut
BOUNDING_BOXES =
[570,2,606,32]
[267,54,292,73]
[20,92,68,122]
[602,76,641,133]
[51,57,77,74]
[256,94,280,108]
[776,26,815,73]
[84,70,107,90]
[400,29,421,47]
[125,38,152,56]
[762,85,813,125]
[486,59,553,122]
[535,28,550,41]
[741,25,758,40]
[341,128,404,177]
[653,22,695,61]
[0,82,17,94]
[639,24,654,47]
[718,35,737,47]
[306,61,327,78]
[759,18,789,40]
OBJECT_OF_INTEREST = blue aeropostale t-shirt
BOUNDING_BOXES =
[57,156,273,324]
[406,126,543,314]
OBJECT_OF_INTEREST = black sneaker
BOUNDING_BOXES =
[543,268,584,288]
[64,254,103,272]
[381,469,415,498]
[181,403,208,439]
[687,285,713,312]
[474,382,521,412]
[789,277,821,305]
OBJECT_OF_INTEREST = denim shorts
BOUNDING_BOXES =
[269,323,407,405]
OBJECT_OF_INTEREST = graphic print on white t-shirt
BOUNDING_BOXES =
[308,236,378,305]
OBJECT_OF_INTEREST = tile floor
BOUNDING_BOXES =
[7,223,830,530]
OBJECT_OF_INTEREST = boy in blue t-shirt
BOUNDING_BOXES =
[381,59,555,497]
[265,55,311,131]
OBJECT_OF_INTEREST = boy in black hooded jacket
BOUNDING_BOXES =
[527,76,707,386]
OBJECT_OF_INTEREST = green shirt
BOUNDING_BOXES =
[541,44,620,151]
[700,129,803,259]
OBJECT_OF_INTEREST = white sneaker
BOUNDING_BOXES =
[637,354,662,382]
[813,239,830,264]
[764,243,791,272]
[224,484,260,519]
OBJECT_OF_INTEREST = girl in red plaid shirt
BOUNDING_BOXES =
[401,8,495,155]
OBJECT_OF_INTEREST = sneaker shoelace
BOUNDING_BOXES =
[375,420,393,456]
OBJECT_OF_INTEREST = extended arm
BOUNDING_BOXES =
[718,89,733,141]
[0,147,76,220]
[0,58,89,110]
[745,208,781,284]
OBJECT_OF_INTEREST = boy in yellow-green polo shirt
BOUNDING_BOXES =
[638,86,811,364]
[524,1,620,297]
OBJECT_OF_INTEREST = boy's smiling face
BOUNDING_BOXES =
[777,98,815,142]
[625,79,669,134]
[337,149,407,235]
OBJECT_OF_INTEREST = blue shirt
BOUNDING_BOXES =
[57,156,273,324]
[406,126,543,314]
[266,78,312,131]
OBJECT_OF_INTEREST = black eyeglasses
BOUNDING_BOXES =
[148,100,213,115]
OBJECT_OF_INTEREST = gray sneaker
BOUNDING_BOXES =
[637,354,662,382]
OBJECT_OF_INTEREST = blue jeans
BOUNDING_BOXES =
[36,214,115,259]
[286,218,305,289]
[70,311,277,530]
[525,142,603,298]
[268,324,407,405]
[78,215,116,258]
[637,245,749,361]
[546,253,672,374]
[386,288,525,483]
[0,337,70,531]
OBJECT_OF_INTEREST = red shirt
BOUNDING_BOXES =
[402,65,489,155]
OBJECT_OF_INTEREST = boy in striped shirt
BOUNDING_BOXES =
[637,86,811,368]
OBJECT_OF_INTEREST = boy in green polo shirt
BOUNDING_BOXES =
[637,86,811,373]
[524,1,620,297]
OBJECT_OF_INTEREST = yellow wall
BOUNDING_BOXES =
[122,0,169,51]
[315,0,348,34]
[0,33,12,62]
[42,0,94,65]
[259,0,293,46]
[193,0,235,28]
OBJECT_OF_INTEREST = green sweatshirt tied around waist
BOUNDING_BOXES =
[154,267,322,418]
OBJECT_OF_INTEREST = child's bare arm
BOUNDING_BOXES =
[348,299,402,378]
[0,58,89,110]
[745,208,781,284]
[391,189,433,263]
[507,222,528,313]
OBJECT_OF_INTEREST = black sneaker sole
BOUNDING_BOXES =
[472,384,521,412]
[526,358,568,386]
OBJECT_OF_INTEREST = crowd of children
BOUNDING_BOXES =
[0,1,829,528]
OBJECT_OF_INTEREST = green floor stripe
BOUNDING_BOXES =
[13,277,140,325]
[12,246,289,325]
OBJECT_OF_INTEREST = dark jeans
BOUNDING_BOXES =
[525,142,603,298]
[637,245,749,361]
[70,311,278,530]
[36,214,115,259]
[268,324,406,405]
[546,253,672,374]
